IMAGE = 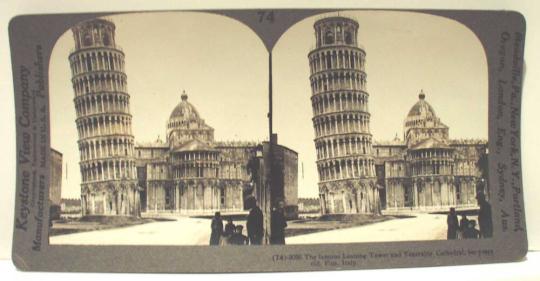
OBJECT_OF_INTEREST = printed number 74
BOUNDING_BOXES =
[257,11,275,23]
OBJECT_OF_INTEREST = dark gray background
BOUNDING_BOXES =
[9,9,527,272]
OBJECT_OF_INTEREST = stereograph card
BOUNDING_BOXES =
[9,8,528,272]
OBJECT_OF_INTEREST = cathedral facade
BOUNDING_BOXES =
[135,92,299,215]
[373,91,488,212]
[135,92,256,214]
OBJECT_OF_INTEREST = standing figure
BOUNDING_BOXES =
[229,225,248,245]
[447,207,459,240]
[270,201,288,245]
[224,217,236,237]
[463,220,481,239]
[246,198,264,245]
[209,212,223,246]
[459,215,470,239]
[477,192,493,238]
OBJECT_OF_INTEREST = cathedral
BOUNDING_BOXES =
[69,19,298,217]
[373,91,488,212]
[135,91,278,214]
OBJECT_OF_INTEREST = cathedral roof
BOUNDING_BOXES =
[410,137,451,150]
[169,91,200,122]
[373,139,405,146]
[136,136,168,148]
[406,90,437,119]
[373,133,406,146]
[449,139,488,146]
[173,139,216,152]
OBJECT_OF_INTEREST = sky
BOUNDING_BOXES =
[50,11,487,199]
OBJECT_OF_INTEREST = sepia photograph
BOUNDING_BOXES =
[47,10,492,246]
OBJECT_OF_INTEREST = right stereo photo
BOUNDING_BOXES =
[272,10,491,244]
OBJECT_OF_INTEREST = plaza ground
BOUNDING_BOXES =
[286,214,447,244]
[49,213,449,245]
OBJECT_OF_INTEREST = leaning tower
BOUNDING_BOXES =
[308,16,379,214]
[69,19,139,216]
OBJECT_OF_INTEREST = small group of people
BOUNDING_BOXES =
[448,211,481,239]
[210,214,250,245]
[447,192,493,240]
[209,198,288,246]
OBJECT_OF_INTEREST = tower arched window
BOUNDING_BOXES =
[325,31,334,44]
[86,56,92,71]
[345,31,353,44]
[102,33,110,46]
[109,56,114,70]
[83,32,92,46]
[326,55,331,70]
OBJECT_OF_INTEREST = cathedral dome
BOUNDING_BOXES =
[406,90,437,119]
[169,91,200,122]
[167,90,215,148]
[403,90,449,147]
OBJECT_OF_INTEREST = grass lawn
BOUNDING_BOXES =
[49,215,174,236]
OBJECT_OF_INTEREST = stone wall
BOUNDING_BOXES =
[49,148,63,207]
[272,144,299,219]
